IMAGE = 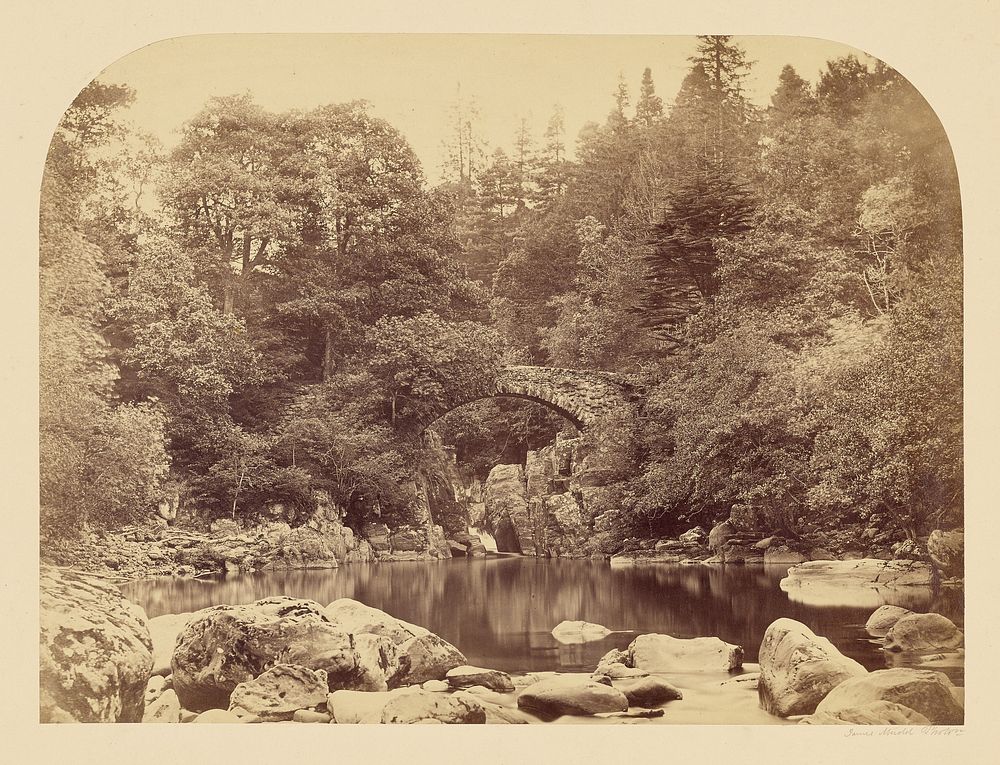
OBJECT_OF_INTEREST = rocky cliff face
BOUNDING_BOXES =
[480,436,605,558]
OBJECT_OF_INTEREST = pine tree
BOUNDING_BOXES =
[770,64,814,116]
[537,105,570,203]
[635,67,664,126]
[637,157,754,332]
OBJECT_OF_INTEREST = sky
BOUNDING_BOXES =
[95,34,870,183]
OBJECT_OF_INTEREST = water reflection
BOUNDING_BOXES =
[123,558,963,681]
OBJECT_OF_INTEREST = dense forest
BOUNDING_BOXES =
[40,36,962,555]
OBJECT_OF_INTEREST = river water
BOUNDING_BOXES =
[123,556,963,686]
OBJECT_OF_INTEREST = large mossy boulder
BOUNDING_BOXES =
[40,566,154,723]
[864,605,913,637]
[883,613,964,653]
[757,618,868,717]
[814,668,964,725]
[228,664,329,721]
[926,530,963,578]
[171,597,399,711]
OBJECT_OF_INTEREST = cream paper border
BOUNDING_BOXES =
[3,1,998,763]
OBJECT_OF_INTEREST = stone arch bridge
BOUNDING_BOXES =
[424,365,640,431]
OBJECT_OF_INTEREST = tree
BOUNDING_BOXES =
[635,67,664,126]
[770,64,815,117]
[638,158,754,331]
[537,105,572,204]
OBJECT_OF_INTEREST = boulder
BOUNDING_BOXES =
[481,702,530,724]
[142,689,180,723]
[799,700,931,725]
[446,665,515,693]
[147,612,193,676]
[926,530,963,578]
[883,613,964,653]
[757,618,868,717]
[192,708,241,724]
[389,528,425,553]
[679,526,708,544]
[145,675,166,705]
[395,633,467,685]
[170,597,396,711]
[613,677,683,706]
[228,664,329,721]
[551,620,612,644]
[292,709,331,723]
[779,559,934,605]
[594,662,648,679]
[764,546,807,565]
[323,598,428,644]
[484,464,534,555]
[517,676,629,717]
[865,605,913,637]
[40,566,154,723]
[708,521,736,551]
[381,690,486,724]
[421,679,450,692]
[626,633,744,673]
[814,668,964,725]
[328,689,415,724]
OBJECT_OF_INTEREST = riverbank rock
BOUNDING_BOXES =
[484,464,535,555]
[193,708,242,723]
[814,668,964,725]
[323,598,428,643]
[40,566,154,723]
[148,612,193,676]
[328,689,414,723]
[171,597,397,711]
[395,633,468,685]
[381,690,486,724]
[292,709,331,723]
[446,665,515,693]
[883,613,964,653]
[781,559,933,590]
[613,677,683,706]
[927,530,963,578]
[228,664,329,721]
[517,676,629,717]
[142,689,181,723]
[864,605,913,637]
[763,546,807,565]
[551,620,612,644]
[757,618,868,717]
[799,700,931,725]
[626,634,744,673]
[709,521,736,551]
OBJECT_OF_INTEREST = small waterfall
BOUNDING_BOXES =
[468,526,498,553]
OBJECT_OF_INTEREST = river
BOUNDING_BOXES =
[122,556,963,687]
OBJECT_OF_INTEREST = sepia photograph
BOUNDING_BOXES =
[15,3,994,753]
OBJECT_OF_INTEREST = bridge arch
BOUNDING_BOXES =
[422,365,636,432]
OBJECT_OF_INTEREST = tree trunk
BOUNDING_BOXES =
[323,328,336,381]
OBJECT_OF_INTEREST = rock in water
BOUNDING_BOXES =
[328,689,410,724]
[926,530,963,578]
[380,690,486,724]
[446,665,515,692]
[40,566,154,723]
[228,664,329,721]
[799,700,931,725]
[171,597,395,711]
[613,677,683,706]
[192,708,241,723]
[551,620,612,644]
[708,521,736,551]
[627,634,744,672]
[864,605,913,637]
[883,613,964,652]
[780,559,933,590]
[517,676,629,717]
[814,668,964,725]
[757,618,868,717]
